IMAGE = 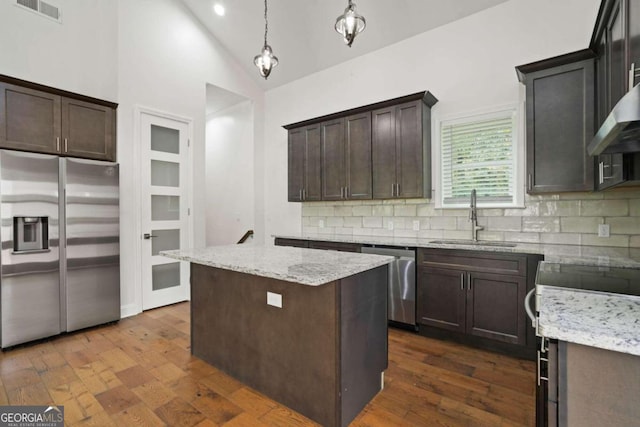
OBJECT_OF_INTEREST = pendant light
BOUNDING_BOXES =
[335,0,366,47]
[254,0,278,79]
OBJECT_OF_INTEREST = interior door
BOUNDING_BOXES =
[140,112,190,310]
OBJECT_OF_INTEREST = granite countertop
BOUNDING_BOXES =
[274,233,640,268]
[537,287,640,356]
[161,245,394,286]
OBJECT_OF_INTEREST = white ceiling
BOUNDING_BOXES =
[182,0,510,91]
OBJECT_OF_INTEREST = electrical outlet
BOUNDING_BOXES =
[267,292,282,308]
[598,224,610,237]
[387,220,394,230]
[319,219,324,228]
[412,220,420,231]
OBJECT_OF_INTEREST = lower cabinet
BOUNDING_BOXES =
[274,238,361,253]
[417,248,542,358]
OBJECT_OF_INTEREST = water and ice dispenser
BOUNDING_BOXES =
[13,216,49,252]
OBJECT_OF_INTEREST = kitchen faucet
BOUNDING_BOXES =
[469,189,484,241]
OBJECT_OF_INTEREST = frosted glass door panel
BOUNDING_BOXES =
[152,262,180,291]
[151,160,179,187]
[151,229,180,255]
[151,125,180,154]
[151,195,179,220]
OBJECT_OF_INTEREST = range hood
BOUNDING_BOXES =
[587,83,640,156]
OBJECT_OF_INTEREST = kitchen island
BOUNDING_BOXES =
[162,245,393,427]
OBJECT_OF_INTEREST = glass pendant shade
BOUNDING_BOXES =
[254,0,278,79]
[254,44,278,79]
[335,0,366,47]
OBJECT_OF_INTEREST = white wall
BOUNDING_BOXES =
[206,100,255,245]
[261,0,601,241]
[117,0,264,317]
[0,0,265,319]
[0,0,117,100]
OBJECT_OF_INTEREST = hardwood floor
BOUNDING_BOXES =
[0,302,535,426]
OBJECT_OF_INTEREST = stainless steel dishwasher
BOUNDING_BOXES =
[361,246,416,328]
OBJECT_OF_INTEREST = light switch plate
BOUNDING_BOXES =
[319,219,324,228]
[267,292,282,308]
[387,220,394,230]
[412,220,420,231]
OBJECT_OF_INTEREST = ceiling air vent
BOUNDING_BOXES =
[15,0,61,23]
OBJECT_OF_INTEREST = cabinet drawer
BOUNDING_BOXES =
[418,248,527,276]
[274,238,309,248]
[309,240,361,253]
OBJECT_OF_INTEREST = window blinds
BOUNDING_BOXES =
[441,112,515,205]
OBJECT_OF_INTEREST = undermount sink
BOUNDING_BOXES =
[429,240,517,248]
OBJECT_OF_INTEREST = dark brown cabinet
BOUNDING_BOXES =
[372,98,435,199]
[0,77,117,161]
[274,237,360,253]
[516,51,596,194]
[590,0,640,190]
[321,113,372,200]
[417,248,542,358]
[284,91,437,202]
[288,124,322,202]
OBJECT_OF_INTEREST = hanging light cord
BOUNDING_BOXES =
[263,0,268,48]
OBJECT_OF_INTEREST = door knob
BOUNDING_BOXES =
[143,233,157,239]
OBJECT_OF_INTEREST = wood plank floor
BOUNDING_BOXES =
[0,302,535,426]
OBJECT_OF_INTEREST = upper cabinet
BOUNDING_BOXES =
[372,99,435,199]
[516,50,596,194]
[284,91,437,202]
[321,113,372,201]
[288,124,322,202]
[0,76,117,162]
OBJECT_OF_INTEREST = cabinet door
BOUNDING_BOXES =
[304,124,322,201]
[596,152,626,190]
[62,98,115,161]
[0,83,61,154]
[345,112,372,199]
[417,266,465,333]
[321,118,346,200]
[629,0,640,88]
[371,106,397,199]
[396,100,424,198]
[606,0,627,107]
[288,127,305,202]
[466,271,527,345]
[525,59,595,193]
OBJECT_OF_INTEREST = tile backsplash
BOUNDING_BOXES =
[301,190,640,248]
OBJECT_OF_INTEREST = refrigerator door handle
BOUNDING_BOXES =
[143,233,157,239]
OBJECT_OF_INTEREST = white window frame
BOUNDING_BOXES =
[433,104,525,209]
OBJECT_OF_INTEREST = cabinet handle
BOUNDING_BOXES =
[64,138,68,152]
[391,183,395,197]
[460,273,464,291]
[629,63,637,90]
[599,162,604,185]
[303,188,306,200]
[56,137,60,152]
[467,273,471,290]
[396,183,400,197]
[527,174,532,191]
[344,186,348,199]
[537,350,549,386]
[299,189,303,201]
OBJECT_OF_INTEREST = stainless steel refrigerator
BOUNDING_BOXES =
[0,150,119,348]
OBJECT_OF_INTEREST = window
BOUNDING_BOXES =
[437,108,522,208]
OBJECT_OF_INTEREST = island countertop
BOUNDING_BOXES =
[538,287,640,356]
[161,245,394,286]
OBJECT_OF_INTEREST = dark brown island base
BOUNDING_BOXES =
[162,245,394,427]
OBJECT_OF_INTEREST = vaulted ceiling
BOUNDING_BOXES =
[182,0,510,91]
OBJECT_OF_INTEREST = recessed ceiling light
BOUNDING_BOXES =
[213,3,225,16]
